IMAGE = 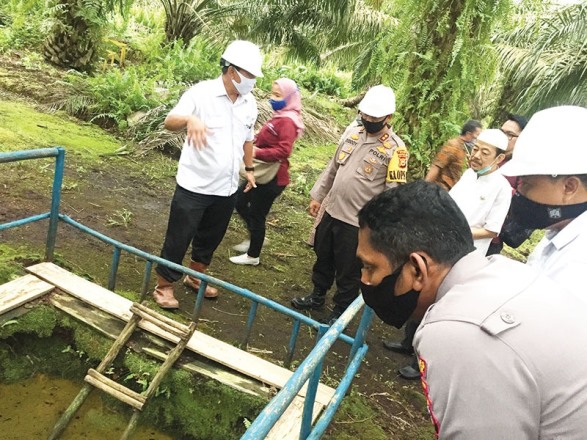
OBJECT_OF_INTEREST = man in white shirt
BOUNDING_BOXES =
[449,129,511,255]
[153,40,263,309]
[500,105,587,302]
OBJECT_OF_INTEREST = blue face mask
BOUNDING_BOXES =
[270,98,287,111]
[475,157,500,175]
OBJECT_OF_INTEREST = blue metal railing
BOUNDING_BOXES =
[0,147,374,439]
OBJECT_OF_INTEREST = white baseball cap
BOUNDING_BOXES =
[221,40,264,77]
[358,85,396,118]
[501,105,587,176]
[476,129,508,151]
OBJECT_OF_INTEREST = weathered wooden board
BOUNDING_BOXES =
[50,292,272,398]
[27,263,335,408]
[266,396,324,440]
[0,274,54,316]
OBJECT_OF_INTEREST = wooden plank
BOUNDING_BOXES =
[50,292,271,398]
[27,263,336,406]
[0,274,54,316]
[27,263,132,320]
[85,372,144,410]
[266,396,325,440]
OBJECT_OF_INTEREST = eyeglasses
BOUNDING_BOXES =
[500,129,519,141]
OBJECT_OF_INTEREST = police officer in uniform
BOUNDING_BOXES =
[357,181,587,439]
[291,85,408,324]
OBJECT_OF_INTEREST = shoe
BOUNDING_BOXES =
[152,278,179,309]
[320,310,342,327]
[398,364,420,380]
[232,238,269,253]
[383,340,414,355]
[291,291,326,310]
[184,261,218,299]
[229,253,260,266]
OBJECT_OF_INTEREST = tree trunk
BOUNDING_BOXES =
[43,0,97,72]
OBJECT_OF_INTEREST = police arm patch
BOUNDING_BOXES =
[387,145,408,183]
[419,356,441,438]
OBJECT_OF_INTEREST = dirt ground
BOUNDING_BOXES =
[0,56,432,439]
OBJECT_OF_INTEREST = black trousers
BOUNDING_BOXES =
[156,185,237,282]
[311,212,362,311]
[234,178,285,258]
[400,319,419,350]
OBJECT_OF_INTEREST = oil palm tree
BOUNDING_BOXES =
[233,0,391,65]
[496,1,587,114]
[43,0,131,71]
[160,0,233,46]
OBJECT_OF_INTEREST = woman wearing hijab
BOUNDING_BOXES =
[230,78,304,265]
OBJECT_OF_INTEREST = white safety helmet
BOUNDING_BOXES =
[358,85,396,118]
[476,129,508,152]
[221,40,264,78]
[501,105,587,176]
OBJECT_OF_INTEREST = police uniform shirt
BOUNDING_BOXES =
[449,168,512,255]
[310,124,408,227]
[527,210,587,304]
[414,252,587,439]
[169,76,258,196]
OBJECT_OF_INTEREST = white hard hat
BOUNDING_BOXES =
[501,106,587,176]
[476,129,508,151]
[221,40,264,77]
[358,85,396,118]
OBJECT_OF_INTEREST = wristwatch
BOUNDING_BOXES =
[244,166,255,172]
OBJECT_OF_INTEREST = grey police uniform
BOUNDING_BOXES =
[311,124,407,227]
[414,252,587,439]
[310,124,407,311]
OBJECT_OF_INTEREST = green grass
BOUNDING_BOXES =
[0,100,122,159]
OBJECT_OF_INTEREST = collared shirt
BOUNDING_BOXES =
[310,124,407,227]
[527,210,587,303]
[169,76,258,196]
[414,252,587,439]
[449,168,511,255]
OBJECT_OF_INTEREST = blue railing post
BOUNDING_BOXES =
[139,260,153,302]
[242,301,259,347]
[285,319,301,368]
[108,246,122,291]
[300,324,328,439]
[348,305,374,363]
[45,147,65,261]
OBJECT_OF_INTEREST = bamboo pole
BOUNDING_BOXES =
[48,313,141,439]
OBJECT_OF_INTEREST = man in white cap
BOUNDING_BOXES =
[449,129,511,255]
[500,105,587,300]
[153,40,263,309]
[291,85,408,325]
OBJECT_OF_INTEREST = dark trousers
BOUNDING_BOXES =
[312,213,362,311]
[234,178,285,258]
[401,319,419,350]
[156,185,237,282]
[403,320,420,370]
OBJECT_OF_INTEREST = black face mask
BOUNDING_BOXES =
[361,117,387,134]
[508,191,587,230]
[360,264,420,329]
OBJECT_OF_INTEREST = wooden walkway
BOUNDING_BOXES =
[0,263,335,439]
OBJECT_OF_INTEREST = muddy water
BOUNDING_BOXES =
[0,374,172,440]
